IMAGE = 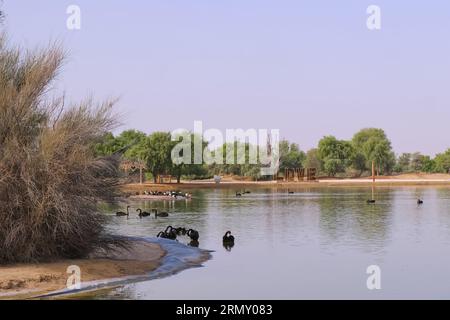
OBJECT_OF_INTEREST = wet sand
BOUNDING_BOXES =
[0,241,165,299]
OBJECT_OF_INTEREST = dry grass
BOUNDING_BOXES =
[0,34,126,263]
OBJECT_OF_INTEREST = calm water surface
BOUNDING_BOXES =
[93,187,450,299]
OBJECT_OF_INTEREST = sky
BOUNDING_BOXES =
[2,1,450,156]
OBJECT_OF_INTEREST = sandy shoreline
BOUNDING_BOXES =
[122,174,450,192]
[0,241,165,299]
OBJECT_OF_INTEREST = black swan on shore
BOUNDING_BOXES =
[116,206,130,217]
[136,208,151,218]
[187,229,200,241]
[367,199,376,204]
[288,190,294,194]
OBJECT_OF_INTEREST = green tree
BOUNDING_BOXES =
[351,152,367,176]
[352,128,395,175]
[145,132,173,183]
[170,132,208,183]
[434,149,450,173]
[318,136,353,176]
[420,156,436,173]
[94,132,120,156]
[409,152,435,172]
[279,140,306,171]
[119,130,148,160]
[304,148,323,173]
[206,141,264,180]
[395,153,412,173]
[94,130,147,160]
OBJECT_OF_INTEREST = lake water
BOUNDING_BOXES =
[93,187,450,299]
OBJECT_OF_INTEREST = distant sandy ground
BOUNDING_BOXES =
[123,173,450,192]
[0,241,165,299]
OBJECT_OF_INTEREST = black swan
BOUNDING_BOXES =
[116,206,130,217]
[152,209,169,218]
[417,199,424,205]
[157,231,167,238]
[136,208,151,218]
[288,190,294,194]
[236,192,242,197]
[367,199,376,204]
[164,226,177,240]
[223,231,235,243]
[175,227,187,235]
[187,229,200,241]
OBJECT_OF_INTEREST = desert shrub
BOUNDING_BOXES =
[0,34,124,263]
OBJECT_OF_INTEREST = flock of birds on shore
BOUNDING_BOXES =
[143,190,192,199]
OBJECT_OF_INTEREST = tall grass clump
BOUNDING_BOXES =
[0,34,124,263]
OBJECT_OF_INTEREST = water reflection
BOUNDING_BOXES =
[91,186,450,299]
[188,240,199,248]
[223,242,234,251]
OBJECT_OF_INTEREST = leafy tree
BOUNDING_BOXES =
[145,132,173,182]
[304,148,323,173]
[170,132,208,183]
[206,141,264,180]
[352,128,395,174]
[318,136,353,176]
[94,132,120,156]
[409,152,435,173]
[94,130,147,160]
[279,140,306,171]
[323,159,342,177]
[420,156,436,173]
[118,130,148,160]
[351,152,367,176]
[434,149,450,173]
[395,153,412,173]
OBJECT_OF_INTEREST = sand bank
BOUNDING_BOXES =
[0,241,164,299]
[0,238,212,300]
[122,174,450,192]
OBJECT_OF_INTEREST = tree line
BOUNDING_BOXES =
[95,128,450,181]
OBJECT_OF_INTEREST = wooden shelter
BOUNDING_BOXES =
[119,160,147,184]
[157,175,173,184]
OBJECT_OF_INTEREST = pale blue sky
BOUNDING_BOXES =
[3,1,450,155]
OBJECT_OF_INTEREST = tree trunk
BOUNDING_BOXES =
[177,175,181,184]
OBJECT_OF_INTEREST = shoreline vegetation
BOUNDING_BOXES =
[96,128,450,185]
